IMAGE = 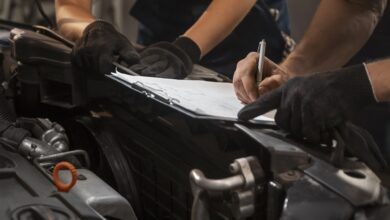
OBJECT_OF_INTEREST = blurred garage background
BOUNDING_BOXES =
[0,0,320,43]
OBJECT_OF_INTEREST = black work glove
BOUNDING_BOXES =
[72,20,140,76]
[238,64,377,144]
[130,37,201,79]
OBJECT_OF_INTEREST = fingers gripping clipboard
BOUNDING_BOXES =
[107,64,275,125]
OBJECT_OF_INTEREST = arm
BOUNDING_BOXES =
[55,0,139,76]
[126,0,257,78]
[55,0,95,41]
[183,0,257,57]
[282,0,387,75]
[367,58,390,101]
[233,0,387,103]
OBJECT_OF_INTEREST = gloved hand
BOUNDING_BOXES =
[130,37,201,79]
[72,20,140,76]
[238,64,377,144]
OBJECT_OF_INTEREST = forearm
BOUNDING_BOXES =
[366,58,390,102]
[55,0,95,41]
[183,0,256,57]
[282,0,387,76]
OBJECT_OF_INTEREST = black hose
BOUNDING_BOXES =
[0,94,16,122]
[33,0,54,28]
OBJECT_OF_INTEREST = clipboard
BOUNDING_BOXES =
[107,65,275,125]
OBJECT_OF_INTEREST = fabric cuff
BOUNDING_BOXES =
[363,62,379,102]
[341,64,378,106]
[173,36,201,63]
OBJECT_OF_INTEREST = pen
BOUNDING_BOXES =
[256,39,266,84]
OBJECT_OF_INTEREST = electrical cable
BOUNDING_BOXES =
[0,137,18,152]
[33,25,75,47]
[33,0,54,28]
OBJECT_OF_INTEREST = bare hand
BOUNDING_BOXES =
[233,52,290,104]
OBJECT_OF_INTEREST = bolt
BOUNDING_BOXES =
[77,174,87,181]
[287,170,295,176]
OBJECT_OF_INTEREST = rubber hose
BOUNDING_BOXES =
[0,94,16,122]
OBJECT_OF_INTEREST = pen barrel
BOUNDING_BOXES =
[257,40,266,83]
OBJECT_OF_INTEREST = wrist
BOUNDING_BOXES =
[173,36,201,63]
[58,19,95,41]
[84,20,116,34]
[280,55,308,77]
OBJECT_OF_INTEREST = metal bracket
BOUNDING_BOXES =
[189,156,264,220]
[19,118,69,159]
[33,149,90,181]
[303,158,383,207]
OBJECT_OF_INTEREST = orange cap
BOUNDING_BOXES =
[53,161,77,192]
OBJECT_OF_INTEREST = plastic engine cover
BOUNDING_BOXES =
[0,145,103,220]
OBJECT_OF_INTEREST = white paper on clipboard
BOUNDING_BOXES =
[111,70,275,122]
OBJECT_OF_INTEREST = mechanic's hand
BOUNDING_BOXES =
[233,52,289,104]
[130,37,201,79]
[72,20,140,76]
[238,64,377,144]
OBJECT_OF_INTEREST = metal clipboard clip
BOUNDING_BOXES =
[134,81,181,106]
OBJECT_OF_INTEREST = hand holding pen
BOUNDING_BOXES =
[256,39,290,97]
[233,39,290,104]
